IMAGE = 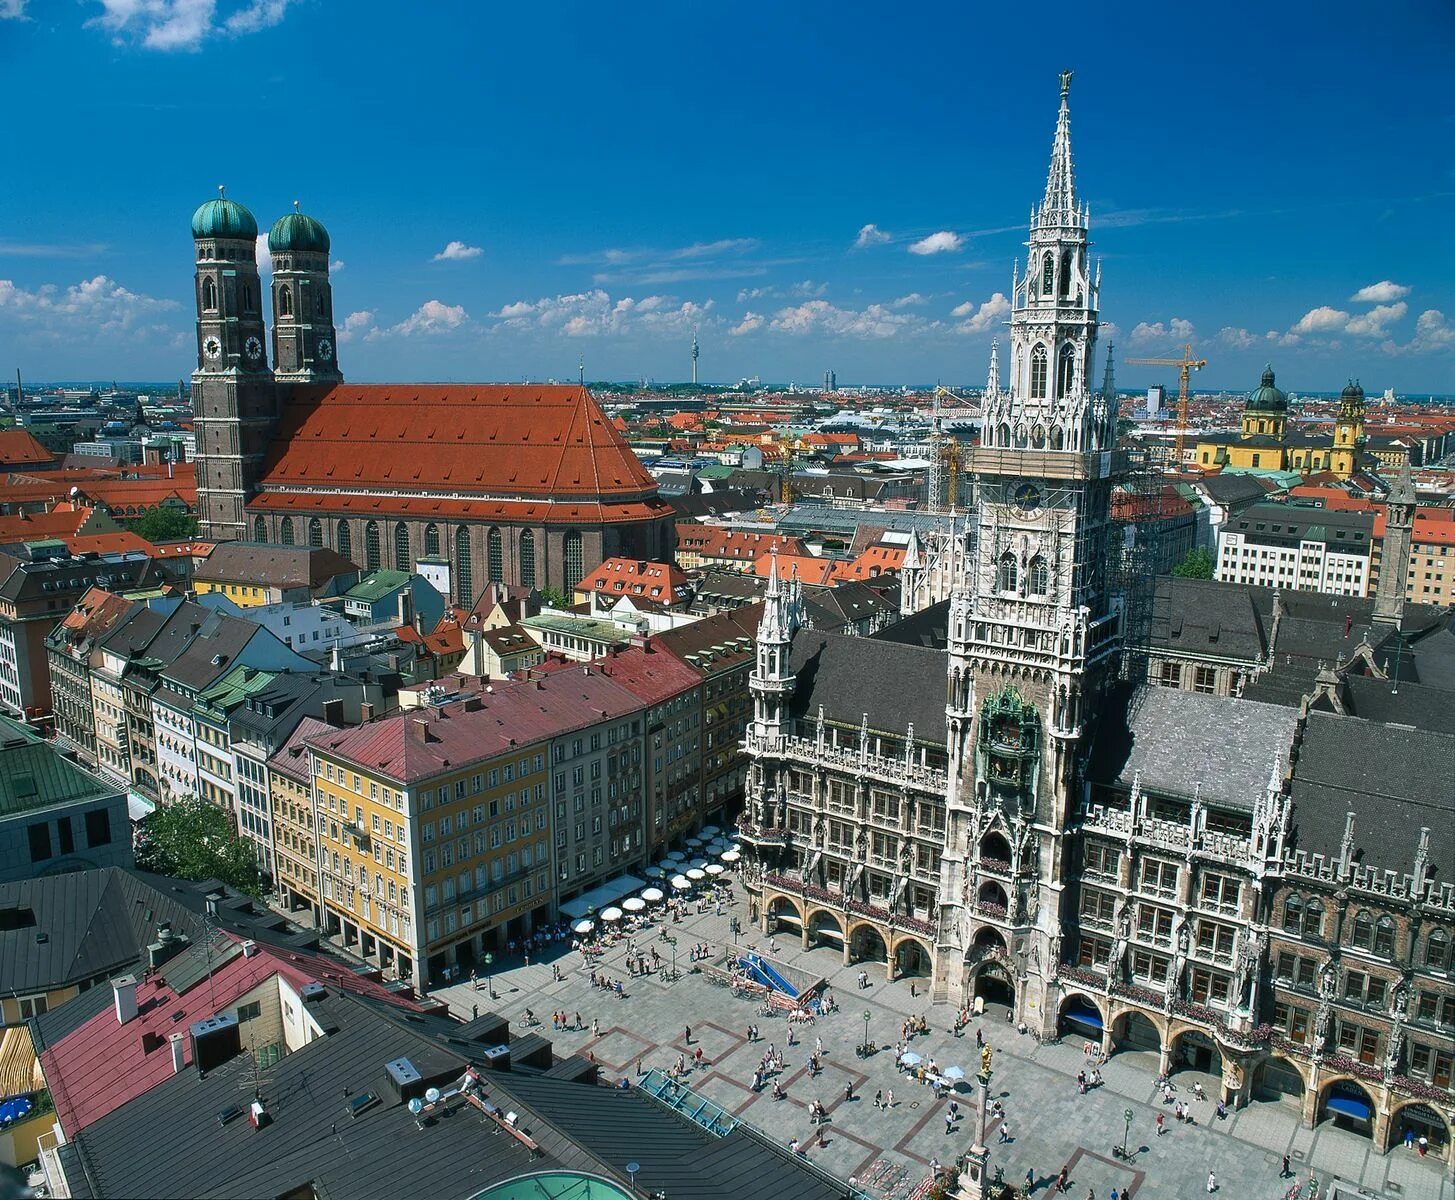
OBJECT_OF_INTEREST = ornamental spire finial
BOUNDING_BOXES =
[218,184,226,198]
[1059,69,1073,97]
[1042,73,1078,221]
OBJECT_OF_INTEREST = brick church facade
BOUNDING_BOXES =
[188,194,674,606]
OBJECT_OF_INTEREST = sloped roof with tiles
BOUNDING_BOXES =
[252,386,667,525]
[0,428,56,469]
[577,557,689,602]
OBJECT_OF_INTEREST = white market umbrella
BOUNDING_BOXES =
[686,868,706,882]
[573,919,595,935]
[670,875,691,891]
[623,897,647,913]
[689,857,709,870]
[721,850,741,864]
[705,863,725,876]
[645,866,667,879]
[686,836,706,847]
[600,907,624,922]
[641,887,665,903]
[665,851,686,863]
[700,825,721,837]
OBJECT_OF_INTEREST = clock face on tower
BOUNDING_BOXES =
[244,336,263,362]
[202,336,222,361]
[1012,481,1042,515]
[317,338,334,362]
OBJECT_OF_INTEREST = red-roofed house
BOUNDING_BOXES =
[0,428,58,471]
[574,557,690,610]
[674,527,807,571]
[1373,505,1455,607]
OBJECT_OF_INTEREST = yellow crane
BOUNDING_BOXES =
[931,386,966,511]
[1125,343,1207,465]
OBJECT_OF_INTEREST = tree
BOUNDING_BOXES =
[1171,546,1215,579]
[538,585,572,609]
[126,506,198,543]
[135,796,264,897]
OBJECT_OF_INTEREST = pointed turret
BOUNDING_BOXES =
[1374,456,1417,627]
[986,338,1001,400]
[1040,70,1079,225]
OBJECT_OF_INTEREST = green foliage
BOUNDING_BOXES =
[125,506,198,543]
[538,585,572,609]
[1171,546,1215,579]
[136,796,264,897]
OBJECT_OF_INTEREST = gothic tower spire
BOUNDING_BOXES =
[986,338,1001,400]
[1041,70,1079,224]
[268,203,340,385]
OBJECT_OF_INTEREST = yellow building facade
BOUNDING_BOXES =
[1194,369,1367,480]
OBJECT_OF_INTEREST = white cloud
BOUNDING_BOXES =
[1344,301,1407,337]
[336,310,375,343]
[1383,309,1455,356]
[737,286,775,304]
[1291,306,1349,335]
[254,234,272,276]
[1350,280,1409,303]
[1,0,28,18]
[891,293,928,309]
[91,0,291,50]
[488,289,712,338]
[1216,326,1256,349]
[374,300,468,339]
[329,259,344,273]
[768,300,916,339]
[953,293,1010,333]
[432,240,483,262]
[791,280,827,298]
[908,231,963,256]
[1267,330,1301,347]
[853,223,892,249]
[1129,317,1196,345]
[731,312,765,336]
[0,274,178,338]
[671,238,757,260]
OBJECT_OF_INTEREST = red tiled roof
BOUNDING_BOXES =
[537,641,700,705]
[676,528,807,562]
[60,531,159,557]
[39,935,421,1134]
[577,557,689,602]
[0,429,55,468]
[256,384,659,505]
[246,491,670,527]
[1374,506,1455,545]
[752,552,837,585]
[0,503,110,543]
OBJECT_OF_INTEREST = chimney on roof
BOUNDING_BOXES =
[169,1032,186,1074]
[242,939,258,958]
[409,717,430,742]
[112,974,139,1025]
[322,697,344,726]
[360,701,375,722]
[205,890,223,917]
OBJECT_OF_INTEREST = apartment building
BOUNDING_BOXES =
[1216,503,1374,598]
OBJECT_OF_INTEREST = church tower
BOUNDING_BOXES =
[191,190,278,542]
[746,554,803,827]
[1330,380,1365,478]
[268,204,341,384]
[935,73,1122,1018]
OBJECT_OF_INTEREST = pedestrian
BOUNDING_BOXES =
[789,1138,799,1155]
[886,1088,894,1109]
[874,1088,883,1110]
[1025,1168,1035,1191]
[574,1011,582,1030]
[949,1100,959,1121]
[1155,1112,1165,1136]
[945,1112,954,1135]
[1055,1165,1068,1193]
[1281,1154,1290,1177]
[845,1081,854,1102]
[1206,1171,1216,1193]
[685,1025,692,1044]
[816,1036,824,1056]
[1110,1189,1119,1200]
[591,1018,600,1038]
[976,1028,984,1048]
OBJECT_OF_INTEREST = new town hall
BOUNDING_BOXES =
[742,78,1455,1168]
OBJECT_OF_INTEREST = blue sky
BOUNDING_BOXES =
[1,1,1452,392]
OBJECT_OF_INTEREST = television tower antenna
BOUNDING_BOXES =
[691,333,699,386]
[578,355,585,387]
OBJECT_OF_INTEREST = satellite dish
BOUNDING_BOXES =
[408,1097,423,1115]
[424,1087,441,1104]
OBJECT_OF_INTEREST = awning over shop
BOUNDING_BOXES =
[1325,1093,1372,1120]
[560,874,646,920]
[1062,1003,1103,1030]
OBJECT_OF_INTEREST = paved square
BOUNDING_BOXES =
[433,896,1453,1200]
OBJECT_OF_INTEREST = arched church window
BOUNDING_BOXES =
[1031,425,1046,449]
[998,423,1011,448]
[278,286,293,318]
[997,552,1017,594]
[279,516,294,546]
[336,521,352,562]
[1059,249,1072,297]
[1057,344,1076,399]
[1030,344,1048,400]
[1029,556,1049,595]
[519,530,537,589]
[308,518,323,548]
[364,521,381,571]
[1041,251,1055,296]
[253,516,267,542]
[487,527,503,582]
[202,277,217,312]
[456,526,474,606]
[316,291,327,316]
[1049,425,1065,451]
[1282,894,1304,933]
[563,530,584,593]
[243,284,257,314]
[1351,910,1374,950]
[1374,915,1396,957]
[424,523,441,556]
[394,522,411,572]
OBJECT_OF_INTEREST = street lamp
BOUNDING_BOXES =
[863,1010,872,1057]
[1121,1107,1134,1161]
[483,952,495,1000]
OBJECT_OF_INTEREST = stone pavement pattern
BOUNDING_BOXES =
[433,896,1451,1200]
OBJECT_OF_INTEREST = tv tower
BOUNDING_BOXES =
[691,334,699,386]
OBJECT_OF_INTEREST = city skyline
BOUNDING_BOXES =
[0,1,1452,390]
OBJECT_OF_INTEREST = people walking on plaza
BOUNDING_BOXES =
[998,1123,1011,1144]
[976,1028,984,1048]
[1055,1164,1069,1193]
[1206,1171,1216,1193]
[684,1025,692,1044]
[1025,1168,1035,1192]
[1155,1112,1165,1136]
[874,1088,883,1109]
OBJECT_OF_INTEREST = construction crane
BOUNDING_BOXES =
[1125,343,1207,466]
[930,386,968,512]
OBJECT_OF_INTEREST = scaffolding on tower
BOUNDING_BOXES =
[929,386,967,513]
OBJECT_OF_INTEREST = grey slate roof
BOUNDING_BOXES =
[788,629,947,744]
[193,541,359,590]
[0,715,118,819]
[1087,686,1299,809]
[1287,711,1455,876]
[873,599,951,651]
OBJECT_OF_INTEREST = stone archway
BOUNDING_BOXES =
[1390,1101,1451,1158]
[1251,1056,1306,1108]
[972,926,1008,955]
[1318,1078,1375,1139]
[1171,1028,1222,1077]
[849,922,888,965]
[979,831,1012,867]
[893,936,932,979]
[807,908,844,948]
[972,961,1016,1012]
[1113,1010,1163,1056]
[1057,993,1105,1041]
[977,881,1009,909]
[767,895,802,934]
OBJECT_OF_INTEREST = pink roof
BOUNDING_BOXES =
[537,642,700,706]
[40,935,420,1134]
